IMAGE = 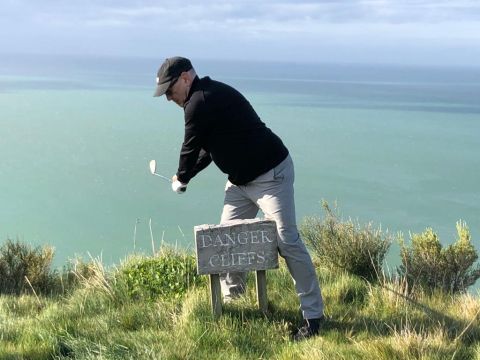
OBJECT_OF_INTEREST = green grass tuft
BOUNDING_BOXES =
[119,247,205,301]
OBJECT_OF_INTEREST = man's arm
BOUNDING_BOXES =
[174,149,212,181]
[176,95,210,184]
[190,149,212,177]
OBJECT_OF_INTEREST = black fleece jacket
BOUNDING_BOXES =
[176,76,289,185]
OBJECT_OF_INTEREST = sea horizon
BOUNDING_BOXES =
[1,53,479,272]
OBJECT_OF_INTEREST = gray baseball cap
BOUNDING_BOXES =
[153,57,192,97]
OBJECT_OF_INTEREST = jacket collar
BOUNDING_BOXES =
[184,75,200,108]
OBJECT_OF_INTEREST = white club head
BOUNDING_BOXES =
[149,160,157,175]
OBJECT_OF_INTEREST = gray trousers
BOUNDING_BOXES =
[220,155,324,319]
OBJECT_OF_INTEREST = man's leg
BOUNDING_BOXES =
[248,155,324,320]
[220,181,259,300]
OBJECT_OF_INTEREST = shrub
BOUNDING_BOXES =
[398,221,480,294]
[0,239,57,295]
[300,201,391,281]
[120,248,204,301]
[60,257,109,294]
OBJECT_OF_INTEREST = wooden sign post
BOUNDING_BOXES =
[194,219,278,318]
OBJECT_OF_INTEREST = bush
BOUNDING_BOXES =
[0,239,57,295]
[59,257,105,294]
[398,221,480,294]
[120,248,204,301]
[300,202,392,281]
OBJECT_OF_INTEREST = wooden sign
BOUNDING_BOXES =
[194,219,278,275]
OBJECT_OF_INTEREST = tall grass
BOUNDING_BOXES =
[1,214,480,359]
[1,253,479,359]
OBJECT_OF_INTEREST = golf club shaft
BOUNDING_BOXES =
[153,173,172,182]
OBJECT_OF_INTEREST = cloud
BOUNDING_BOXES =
[44,0,474,44]
[7,0,479,29]
[1,0,479,65]
[99,1,480,25]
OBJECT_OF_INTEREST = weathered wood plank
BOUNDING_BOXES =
[256,270,268,313]
[210,274,222,319]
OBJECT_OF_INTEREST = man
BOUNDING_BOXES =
[154,56,324,340]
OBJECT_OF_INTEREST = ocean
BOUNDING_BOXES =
[1,54,479,270]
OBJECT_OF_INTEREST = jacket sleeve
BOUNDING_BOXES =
[189,149,213,178]
[176,95,211,183]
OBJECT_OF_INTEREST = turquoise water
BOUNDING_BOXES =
[1,55,479,269]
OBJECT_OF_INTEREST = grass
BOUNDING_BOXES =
[1,253,479,360]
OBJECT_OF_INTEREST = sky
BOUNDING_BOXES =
[1,0,480,66]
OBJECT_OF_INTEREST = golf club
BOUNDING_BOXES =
[149,159,187,193]
[149,160,172,182]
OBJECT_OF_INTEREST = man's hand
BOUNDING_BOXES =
[171,175,187,194]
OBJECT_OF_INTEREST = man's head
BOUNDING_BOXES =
[154,56,196,107]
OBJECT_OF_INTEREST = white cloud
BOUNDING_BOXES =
[107,6,169,17]
[4,1,479,31]
[94,1,480,25]
[63,1,477,43]
[1,0,479,65]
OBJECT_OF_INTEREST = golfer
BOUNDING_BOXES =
[154,56,324,340]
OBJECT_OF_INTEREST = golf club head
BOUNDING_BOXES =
[149,160,157,175]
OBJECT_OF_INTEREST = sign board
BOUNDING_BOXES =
[194,219,278,275]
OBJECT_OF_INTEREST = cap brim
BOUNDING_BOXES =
[153,82,171,97]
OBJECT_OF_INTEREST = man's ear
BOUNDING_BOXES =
[178,72,188,85]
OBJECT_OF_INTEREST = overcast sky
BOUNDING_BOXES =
[1,0,480,66]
